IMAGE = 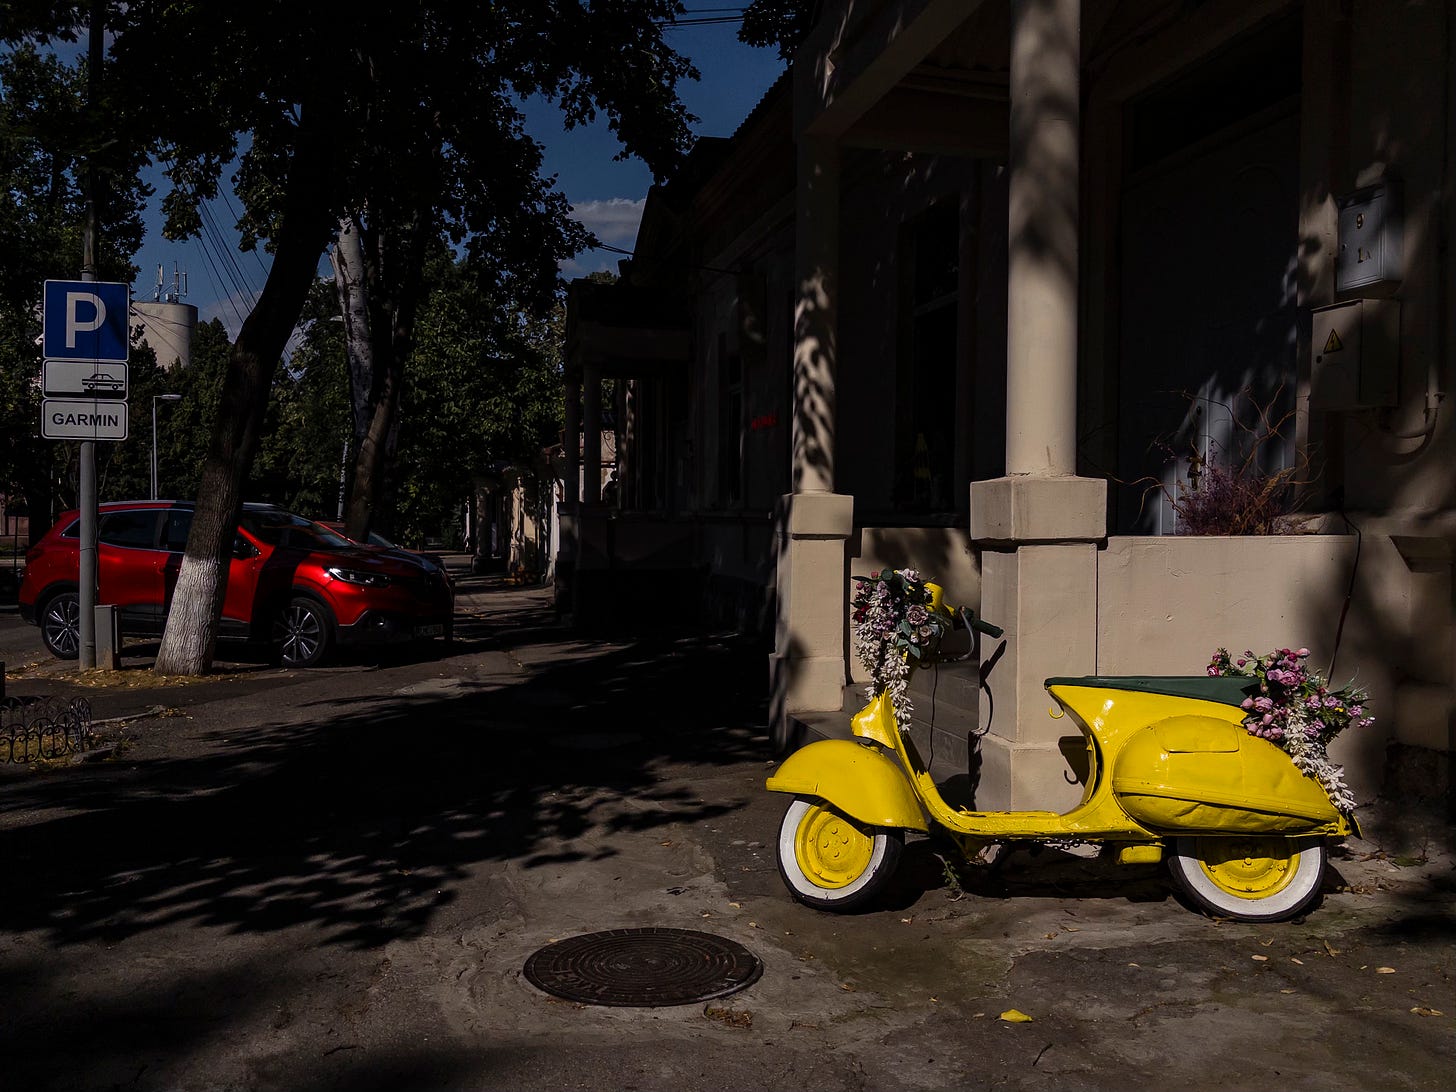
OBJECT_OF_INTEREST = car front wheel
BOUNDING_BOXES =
[273,596,334,668]
[40,590,81,660]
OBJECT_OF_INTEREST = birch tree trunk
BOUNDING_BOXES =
[339,211,430,543]
[332,214,373,446]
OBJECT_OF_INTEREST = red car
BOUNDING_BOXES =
[19,501,454,667]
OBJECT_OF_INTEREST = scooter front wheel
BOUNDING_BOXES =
[1167,834,1326,922]
[776,796,903,912]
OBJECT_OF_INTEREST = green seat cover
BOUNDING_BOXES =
[1043,675,1259,709]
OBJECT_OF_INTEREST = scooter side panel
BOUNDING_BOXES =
[1112,716,1346,834]
[766,740,930,832]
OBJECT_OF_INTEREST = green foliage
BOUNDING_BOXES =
[390,257,565,544]
[739,0,816,60]
[0,42,148,529]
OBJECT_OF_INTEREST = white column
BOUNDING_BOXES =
[772,134,854,750]
[582,364,602,505]
[970,0,1102,811]
[563,370,581,507]
[792,135,840,494]
[1006,0,1080,476]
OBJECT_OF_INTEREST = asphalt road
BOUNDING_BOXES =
[0,569,1452,1091]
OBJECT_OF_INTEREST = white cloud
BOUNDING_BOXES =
[568,197,646,253]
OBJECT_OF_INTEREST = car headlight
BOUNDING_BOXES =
[326,566,392,587]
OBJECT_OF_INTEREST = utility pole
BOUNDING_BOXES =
[77,1,104,669]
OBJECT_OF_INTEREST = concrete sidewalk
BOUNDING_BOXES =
[0,567,1451,1091]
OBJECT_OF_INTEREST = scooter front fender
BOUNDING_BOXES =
[766,740,929,832]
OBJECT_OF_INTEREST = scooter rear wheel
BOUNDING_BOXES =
[1167,834,1326,922]
[776,796,903,912]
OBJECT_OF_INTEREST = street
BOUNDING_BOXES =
[0,564,1452,1091]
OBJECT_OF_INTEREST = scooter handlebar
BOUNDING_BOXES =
[957,606,1004,640]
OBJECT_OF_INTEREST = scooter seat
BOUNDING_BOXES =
[1044,675,1258,709]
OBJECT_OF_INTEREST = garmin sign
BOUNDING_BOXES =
[42,398,129,440]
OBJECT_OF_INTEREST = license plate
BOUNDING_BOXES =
[415,624,444,638]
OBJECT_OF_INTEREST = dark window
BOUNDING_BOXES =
[718,332,743,507]
[98,510,160,549]
[896,199,960,513]
[1125,11,1301,173]
[239,509,351,549]
[163,509,192,552]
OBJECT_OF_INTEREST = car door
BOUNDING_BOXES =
[97,508,167,634]
[160,509,264,639]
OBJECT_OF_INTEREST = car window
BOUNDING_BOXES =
[163,509,192,552]
[98,510,161,549]
[239,509,353,549]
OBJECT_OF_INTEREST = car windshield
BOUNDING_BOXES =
[240,510,354,549]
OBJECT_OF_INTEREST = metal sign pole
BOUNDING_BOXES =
[75,7,103,670]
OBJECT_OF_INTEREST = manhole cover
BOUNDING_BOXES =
[522,927,762,1007]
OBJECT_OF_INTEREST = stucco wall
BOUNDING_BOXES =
[1098,533,1453,802]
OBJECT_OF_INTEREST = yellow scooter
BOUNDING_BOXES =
[767,585,1359,923]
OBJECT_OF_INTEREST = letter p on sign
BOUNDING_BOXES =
[65,292,106,347]
[42,279,130,363]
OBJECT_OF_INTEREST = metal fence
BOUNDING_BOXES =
[0,695,95,764]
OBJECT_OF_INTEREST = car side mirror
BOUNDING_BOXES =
[233,536,258,560]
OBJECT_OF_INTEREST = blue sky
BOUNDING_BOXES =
[130,17,787,335]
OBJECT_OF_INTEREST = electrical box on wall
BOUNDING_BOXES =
[1336,182,1403,296]
[1309,298,1400,410]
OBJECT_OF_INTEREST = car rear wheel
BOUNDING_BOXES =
[40,590,81,660]
[273,596,333,668]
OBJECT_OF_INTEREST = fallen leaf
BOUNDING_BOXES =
[728,902,741,909]
[1044,933,1058,940]
[1252,955,1269,962]
[702,1005,753,1029]
[1410,1007,1444,1017]
[973,1012,986,1019]
[929,996,939,1003]
[999,1009,1034,1023]
[1280,989,1296,994]
[1290,957,1304,965]
[1260,938,1274,947]
[839,983,855,992]
[748,921,759,929]
[1063,925,1081,932]
[1324,941,1340,957]
[1377,967,1396,974]
[659,841,673,847]
[1127,963,1140,968]
[901,918,913,923]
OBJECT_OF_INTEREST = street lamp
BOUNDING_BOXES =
[151,394,182,499]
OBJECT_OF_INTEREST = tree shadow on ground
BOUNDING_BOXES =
[0,604,770,954]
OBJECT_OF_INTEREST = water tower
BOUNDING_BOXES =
[133,265,198,370]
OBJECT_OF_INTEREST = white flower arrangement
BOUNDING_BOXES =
[850,568,951,732]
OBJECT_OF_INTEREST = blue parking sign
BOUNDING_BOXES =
[43,280,130,363]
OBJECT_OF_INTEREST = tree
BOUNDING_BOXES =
[389,254,567,545]
[739,0,817,60]
[7,1,698,674]
[0,41,147,538]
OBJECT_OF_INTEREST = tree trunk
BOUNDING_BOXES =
[343,354,401,541]
[340,210,430,543]
[154,104,340,676]
[332,214,374,446]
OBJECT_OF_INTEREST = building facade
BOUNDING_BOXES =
[562,0,1455,813]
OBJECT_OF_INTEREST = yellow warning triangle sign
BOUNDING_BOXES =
[1322,328,1344,354]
